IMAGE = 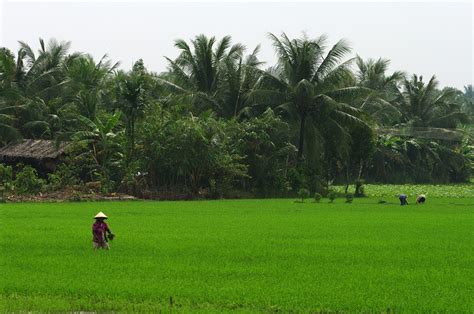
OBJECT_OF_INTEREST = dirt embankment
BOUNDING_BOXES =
[4,189,136,202]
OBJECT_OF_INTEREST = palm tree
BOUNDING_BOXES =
[115,60,147,160]
[252,33,370,161]
[65,54,119,120]
[394,75,468,129]
[0,48,20,98]
[0,109,20,146]
[461,84,473,116]
[0,48,22,145]
[355,56,405,124]
[16,38,80,100]
[0,47,52,139]
[0,39,83,139]
[356,56,404,91]
[217,46,263,118]
[164,34,245,112]
[463,85,473,99]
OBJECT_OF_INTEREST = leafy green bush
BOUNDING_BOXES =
[0,163,13,183]
[139,106,248,195]
[47,163,79,191]
[328,191,336,203]
[0,185,6,203]
[119,160,147,196]
[237,109,296,196]
[0,163,14,193]
[14,165,45,195]
[298,188,310,203]
[314,192,322,203]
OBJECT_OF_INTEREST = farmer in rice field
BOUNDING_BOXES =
[416,194,426,204]
[92,212,114,249]
[399,194,408,205]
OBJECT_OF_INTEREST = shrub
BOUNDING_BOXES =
[47,163,79,191]
[0,185,6,203]
[298,188,310,203]
[119,161,144,196]
[46,172,61,191]
[314,192,322,203]
[345,193,354,203]
[139,106,248,195]
[0,163,14,194]
[0,163,13,183]
[287,168,307,195]
[328,191,336,203]
[14,165,45,195]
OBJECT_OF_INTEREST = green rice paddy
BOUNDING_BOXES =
[1,198,473,312]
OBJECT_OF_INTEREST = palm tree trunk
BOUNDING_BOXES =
[297,114,306,161]
[344,166,350,194]
[357,159,364,180]
[233,96,240,118]
[126,118,135,164]
[130,119,135,157]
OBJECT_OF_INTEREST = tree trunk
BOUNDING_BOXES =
[297,114,306,161]
[126,118,135,165]
[130,119,135,158]
[357,159,364,180]
[344,165,350,194]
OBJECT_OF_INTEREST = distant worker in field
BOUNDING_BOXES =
[416,194,426,204]
[399,194,408,205]
[92,212,114,250]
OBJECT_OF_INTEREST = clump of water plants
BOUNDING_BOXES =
[314,192,322,203]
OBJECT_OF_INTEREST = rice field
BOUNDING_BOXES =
[1,197,473,312]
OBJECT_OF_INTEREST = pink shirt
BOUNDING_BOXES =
[92,221,110,243]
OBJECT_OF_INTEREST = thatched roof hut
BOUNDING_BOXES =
[0,139,69,160]
[0,140,70,174]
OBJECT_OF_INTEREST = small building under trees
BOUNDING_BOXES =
[0,140,70,176]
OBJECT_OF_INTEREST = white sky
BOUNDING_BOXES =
[0,0,473,89]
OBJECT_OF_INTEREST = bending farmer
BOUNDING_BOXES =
[416,194,426,204]
[399,194,408,205]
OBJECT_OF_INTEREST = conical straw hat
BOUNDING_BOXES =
[94,211,108,219]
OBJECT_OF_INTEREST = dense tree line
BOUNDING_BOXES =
[0,34,472,197]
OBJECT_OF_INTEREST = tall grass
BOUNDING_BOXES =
[1,199,473,312]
